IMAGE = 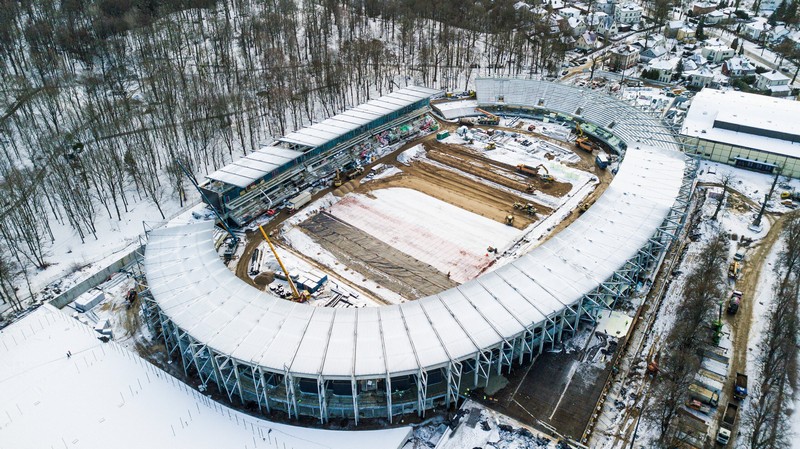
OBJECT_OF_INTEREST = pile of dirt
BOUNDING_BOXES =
[253,272,274,288]
[333,179,359,197]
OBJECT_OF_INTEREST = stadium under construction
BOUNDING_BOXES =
[140,79,697,424]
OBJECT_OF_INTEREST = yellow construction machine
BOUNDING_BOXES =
[476,108,500,126]
[333,169,342,187]
[517,164,554,182]
[575,123,596,152]
[505,214,515,226]
[258,225,310,303]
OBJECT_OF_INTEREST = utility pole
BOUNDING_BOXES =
[752,166,781,228]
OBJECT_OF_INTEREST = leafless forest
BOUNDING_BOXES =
[0,0,575,307]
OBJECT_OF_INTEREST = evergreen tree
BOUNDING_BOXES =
[769,0,786,25]
[696,16,706,40]
[785,0,799,23]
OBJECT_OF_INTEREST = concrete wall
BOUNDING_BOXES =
[48,244,144,309]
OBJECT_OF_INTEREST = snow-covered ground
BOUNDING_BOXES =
[0,306,412,449]
[328,188,520,283]
[403,400,557,449]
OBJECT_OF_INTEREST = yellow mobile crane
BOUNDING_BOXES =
[258,225,310,302]
[476,108,500,126]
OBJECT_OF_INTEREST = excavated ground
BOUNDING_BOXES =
[238,123,607,303]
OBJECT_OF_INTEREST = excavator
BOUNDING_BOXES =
[333,169,342,187]
[476,108,500,126]
[516,164,554,182]
[574,123,596,152]
[258,225,310,303]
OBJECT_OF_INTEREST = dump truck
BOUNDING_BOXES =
[716,402,739,446]
[728,290,742,314]
[688,383,719,407]
[517,164,554,182]
[575,123,597,152]
[734,372,748,400]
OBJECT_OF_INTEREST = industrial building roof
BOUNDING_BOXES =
[278,86,442,149]
[206,146,304,189]
[146,142,685,378]
[681,88,800,159]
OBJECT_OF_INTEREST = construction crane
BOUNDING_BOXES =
[476,108,500,126]
[258,225,309,303]
[574,123,595,152]
[516,164,554,182]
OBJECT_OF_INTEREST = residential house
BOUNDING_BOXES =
[640,46,668,62]
[559,6,582,18]
[614,3,643,24]
[691,1,717,15]
[742,18,770,41]
[595,0,616,14]
[576,31,601,51]
[705,10,725,24]
[722,56,756,77]
[609,45,640,70]
[598,15,619,36]
[645,33,668,49]
[586,11,609,29]
[648,58,680,83]
[757,0,781,12]
[701,44,735,63]
[664,20,684,38]
[567,16,588,36]
[544,0,565,10]
[686,66,715,87]
[755,70,791,96]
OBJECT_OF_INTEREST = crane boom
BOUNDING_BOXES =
[258,225,303,301]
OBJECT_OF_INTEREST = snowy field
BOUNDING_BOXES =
[403,400,557,449]
[328,188,520,283]
[0,306,411,449]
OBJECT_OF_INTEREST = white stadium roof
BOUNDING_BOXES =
[206,145,304,189]
[278,86,441,149]
[145,143,685,378]
[681,88,800,159]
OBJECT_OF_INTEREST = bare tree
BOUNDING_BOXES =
[712,173,736,221]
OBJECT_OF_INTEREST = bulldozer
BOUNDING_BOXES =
[517,164,554,183]
[486,142,496,150]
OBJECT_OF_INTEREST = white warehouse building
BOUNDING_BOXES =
[681,88,800,177]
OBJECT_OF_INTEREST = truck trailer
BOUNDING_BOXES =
[287,189,312,212]
[716,402,739,445]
